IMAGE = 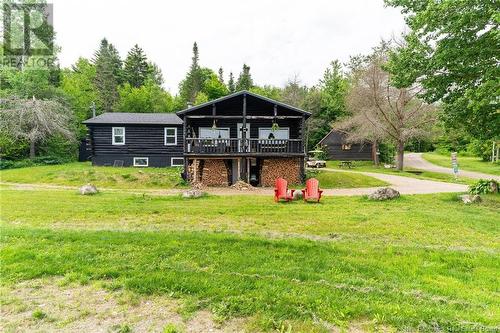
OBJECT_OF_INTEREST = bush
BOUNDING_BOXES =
[0,155,70,170]
[469,179,499,195]
[378,142,395,164]
[466,139,493,161]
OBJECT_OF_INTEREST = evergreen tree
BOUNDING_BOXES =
[123,44,149,88]
[178,42,203,104]
[93,38,123,113]
[236,64,253,91]
[228,72,235,93]
[147,62,164,86]
[218,67,224,83]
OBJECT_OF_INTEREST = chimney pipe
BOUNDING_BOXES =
[187,102,193,109]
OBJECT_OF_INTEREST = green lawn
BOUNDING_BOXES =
[0,162,387,189]
[305,170,388,188]
[1,187,499,331]
[325,161,477,185]
[423,152,500,175]
[0,162,187,189]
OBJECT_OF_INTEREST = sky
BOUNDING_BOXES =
[52,0,406,94]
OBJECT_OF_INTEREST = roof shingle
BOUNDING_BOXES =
[83,112,183,125]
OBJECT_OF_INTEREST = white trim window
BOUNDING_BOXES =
[164,127,177,145]
[258,127,290,140]
[171,157,184,167]
[112,127,125,145]
[199,127,230,139]
[133,157,149,167]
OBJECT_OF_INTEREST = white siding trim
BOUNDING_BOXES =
[133,157,149,167]
[170,157,184,167]
[164,127,177,145]
[112,127,125,145]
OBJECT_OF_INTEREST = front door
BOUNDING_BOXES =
[237,123,250,152]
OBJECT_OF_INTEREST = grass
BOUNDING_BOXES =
[1,186,499,331]
[423,152,500,175]
[305,169,388,188]
[325,160,477,185]
[0,162,187,189]
[0,162,388,190]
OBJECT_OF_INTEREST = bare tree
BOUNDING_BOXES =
[335,51,436,170]
[0,97,75,159]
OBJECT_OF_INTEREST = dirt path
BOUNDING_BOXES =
[405,153,500,181]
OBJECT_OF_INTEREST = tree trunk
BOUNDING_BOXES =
[396,141,404,171]
[372,140,379,166]
[29,140,36,159]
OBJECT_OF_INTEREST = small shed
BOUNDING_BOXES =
[318,129,373,161]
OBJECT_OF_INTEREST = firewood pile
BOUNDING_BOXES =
[231,180,255,191]
[261,158,301,187]
[187,159,202,182]
[201,159,229,186]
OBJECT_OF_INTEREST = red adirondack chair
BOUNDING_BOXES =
[302,178,323,202]
[274,178,295,202]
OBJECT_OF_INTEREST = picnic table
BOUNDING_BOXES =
[338,161,354,168]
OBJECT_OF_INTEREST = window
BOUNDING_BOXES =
[341,144,352,150]
[112,127,125,145]
[164,127,177,145]
[258,128,290,140]
[171,157,184,167]
[199,127,230,139]
[133,157,148,167]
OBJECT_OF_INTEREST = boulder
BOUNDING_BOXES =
[182,189,206,199]
[459,194,482,204]
[79,183,98,195]
[292,190,303,200]
[368,187,400,201]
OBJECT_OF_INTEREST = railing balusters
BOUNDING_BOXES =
[185,138,303,154]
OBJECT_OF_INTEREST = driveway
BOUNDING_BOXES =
[320,168,468,195]
[405,153,500,181]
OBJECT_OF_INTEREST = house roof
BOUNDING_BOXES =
[317,129,347,145]
[176,90,311,117]
[83,112,183,125]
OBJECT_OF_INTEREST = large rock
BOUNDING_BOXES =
[459,194,482,204]
[368,187,400,201]
[79,183,98,195]
[182,189,206,199]
[292,190,303,200]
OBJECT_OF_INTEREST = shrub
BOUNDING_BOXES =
[0,155,70,170]
[469,179,499,195]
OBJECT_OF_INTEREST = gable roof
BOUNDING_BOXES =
[83,112,183,125]
[317,129,347,145]
[176,90,311,117]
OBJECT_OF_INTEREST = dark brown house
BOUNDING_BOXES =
[83,91,311,186]
[318,129,374,161]
[177,91,311,186]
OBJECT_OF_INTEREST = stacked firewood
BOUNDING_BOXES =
[187,159,202,182]
[201,159,229,186]
[261,158,301,187]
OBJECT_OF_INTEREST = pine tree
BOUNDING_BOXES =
[147,62,164,86]
[228,72,235,93]
[236,64,253,91]
[218,67,224,84]
[93,38,122,113]
[123,44,149,88]
[179,42,203,104]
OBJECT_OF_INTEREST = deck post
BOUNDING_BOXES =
[241,94,247,180]
[183,116,188,178]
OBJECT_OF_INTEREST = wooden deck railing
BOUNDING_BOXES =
[185,138,304,155]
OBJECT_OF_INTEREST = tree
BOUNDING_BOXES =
[281,76,307,107]
[0,97,75,158]
[203,71,229,100]
[61,58,99,136]
[227,72,235,93]
[341,51,436,170]
[236,64,253,91]
[123,44,150,88]
[116,79,174,113]
[178,42,203,104]
[307,61,349,147]
[218,67,224,84]
[147,62,164,86]
[250,85,282,101]
[385,0,499,140]
[93,38,122,112]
